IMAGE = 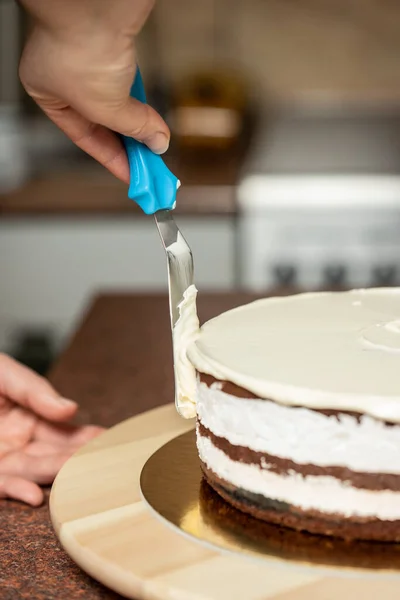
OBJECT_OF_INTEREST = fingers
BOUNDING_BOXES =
[34,421,105,447]
[41,106,131,183]
[40,98,170,184]
[0,450,72,485]
[0,423,104,500]
[0,354,77,422]
[0,474,43,506]
[94,97,170,155]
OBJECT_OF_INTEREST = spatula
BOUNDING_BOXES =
[122,68,195,418]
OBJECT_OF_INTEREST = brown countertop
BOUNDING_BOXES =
[0,291,265,600]
[0,151,243,217]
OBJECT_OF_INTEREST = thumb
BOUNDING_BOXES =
[96,98,170,155]
[0,354,77,422]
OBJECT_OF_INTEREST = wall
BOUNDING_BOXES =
[138,0,400,104]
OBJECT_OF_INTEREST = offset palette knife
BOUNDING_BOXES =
[122,68,194,418]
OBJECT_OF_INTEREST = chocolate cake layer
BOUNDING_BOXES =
[200,373,259,399]
[201,461,400,542]
[199,373,397,426]
[199,479,400,569]
[198,422,400,491]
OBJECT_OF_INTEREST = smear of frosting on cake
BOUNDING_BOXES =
[172,284,200,418]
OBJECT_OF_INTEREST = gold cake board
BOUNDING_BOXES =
[50,404,400,600]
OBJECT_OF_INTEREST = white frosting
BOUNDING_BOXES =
[188,288,400,422]
[197,434,400,521]
[362,319,400,353]
[197,382,400,474]
[172,284,199,418]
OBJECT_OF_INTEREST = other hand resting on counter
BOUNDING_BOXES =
[0,354,103,506]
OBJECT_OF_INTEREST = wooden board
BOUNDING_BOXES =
[50,404,400,600]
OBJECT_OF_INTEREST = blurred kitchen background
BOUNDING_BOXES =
[1,0,400,371]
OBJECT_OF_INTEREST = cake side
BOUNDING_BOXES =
[189,288,400,541]
[200,462,400,543]
[198,478,400,570]
[196,376,400,542]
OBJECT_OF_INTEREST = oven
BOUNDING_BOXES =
[238,110,400,291]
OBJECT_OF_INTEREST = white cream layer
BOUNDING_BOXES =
[188,288,400,423]
[197,434,400,521]
[196,382,400,474]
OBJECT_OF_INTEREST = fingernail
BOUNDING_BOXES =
[145,132,169,155]
[60,397,77,407]
[52,396,77,408]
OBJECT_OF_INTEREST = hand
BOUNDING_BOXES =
[18,0,169,183]
[0,353,104,506]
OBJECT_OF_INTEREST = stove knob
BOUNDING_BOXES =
[323,265,346,287]
[273,265,297,286]
[372,265,397,286]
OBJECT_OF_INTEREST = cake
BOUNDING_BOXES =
[198,479,400,570]
[183,287,400,542]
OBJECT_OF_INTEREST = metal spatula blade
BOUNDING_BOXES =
[122,67,196,418]
[154,210,194,329]
[155,209,197,418]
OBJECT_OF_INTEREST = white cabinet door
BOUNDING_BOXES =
[0,216,235,351]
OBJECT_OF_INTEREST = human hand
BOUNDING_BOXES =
[18,0,169,183]
[0,353,104,506]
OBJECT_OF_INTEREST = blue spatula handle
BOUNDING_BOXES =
[122,69,178,215]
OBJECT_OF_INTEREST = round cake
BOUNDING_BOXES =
[185,288,400,542]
